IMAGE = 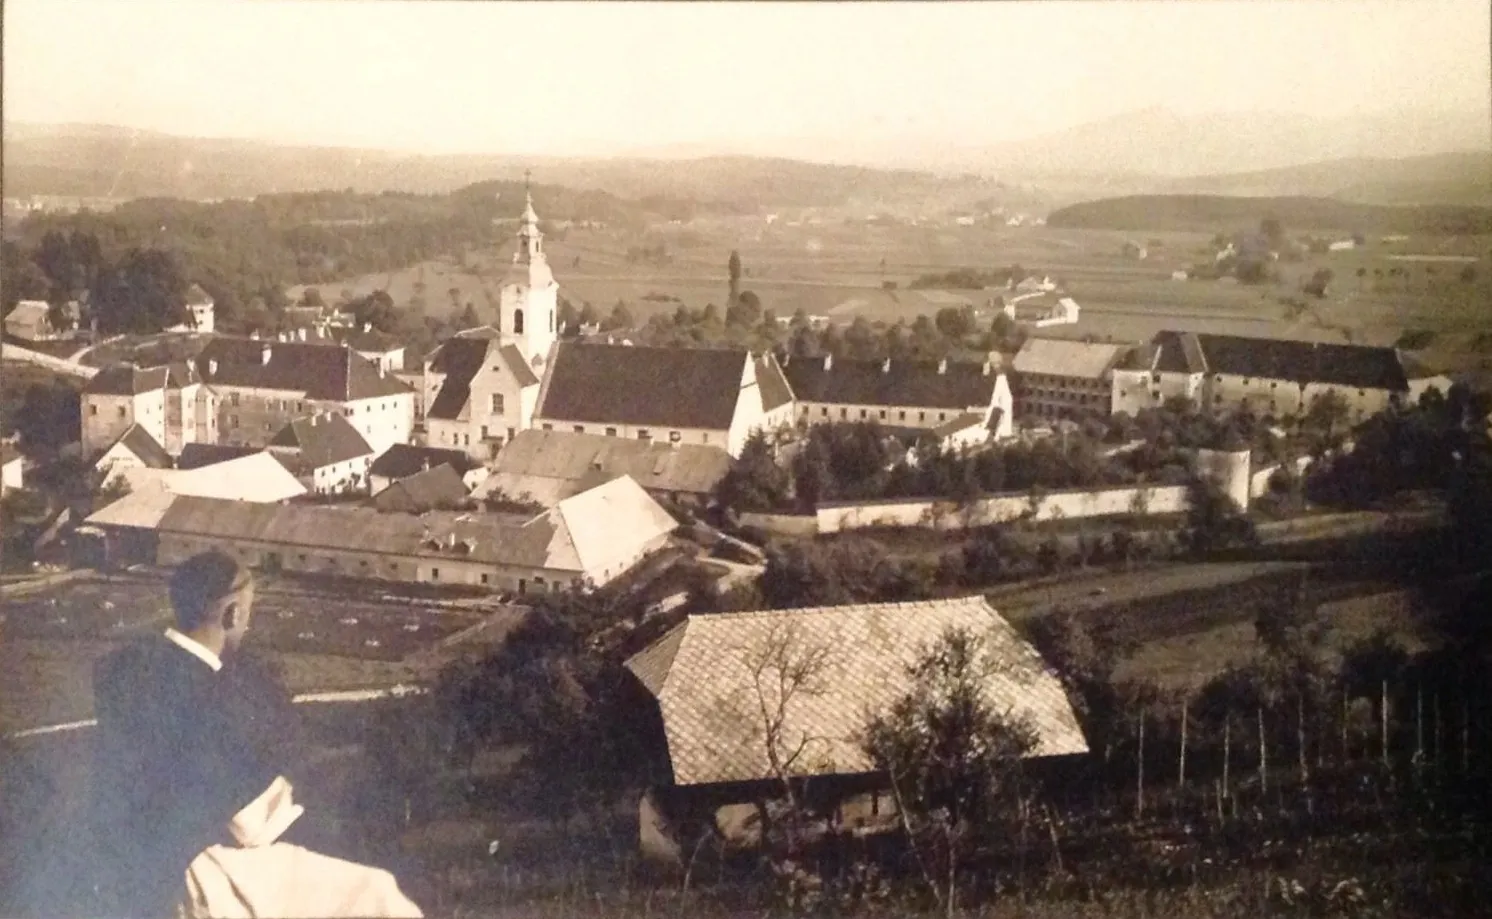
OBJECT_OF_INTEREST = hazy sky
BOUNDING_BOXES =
[5,0,1488,156]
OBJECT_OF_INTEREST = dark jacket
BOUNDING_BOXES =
[88,635,301,918]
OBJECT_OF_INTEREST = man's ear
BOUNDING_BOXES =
[222,600,240,632]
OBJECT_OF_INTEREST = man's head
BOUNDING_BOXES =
[168,550,255,655]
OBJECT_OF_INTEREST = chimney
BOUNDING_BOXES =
[261,344,271,365]
[422,458,430,472]
[446,531,457,548]
[982,360,992,376]
[881,357,891,373]
[298,327,307,341]
[207,359,218,377]
[363,322,372,334]
[250,331,259,341]
[937,358,948,375]
[823,353,833,371]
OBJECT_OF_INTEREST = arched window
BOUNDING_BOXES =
[513,309,525,334]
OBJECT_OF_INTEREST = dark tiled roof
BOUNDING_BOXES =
[780,354,998,410]
[333,326,404,353]
[185,284,213,306]
[426,338,487,421]
[538,343,749,430]
[1151,331,1208,374]
[1118,343,1161,372]
[369,443,481,479]
[755,352,796,412]
[1194,333,1410,390]
[111,424,173,469]
[176,443,262,470]
[268,413,374,468]
[500,344,541,387]
[371,463,470,513]
[195,338,411,402]
[163,361,203,389]
[83,363,168,396]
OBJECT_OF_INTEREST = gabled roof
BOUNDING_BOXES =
[625,595,1088,787]
[754,352,796,412]
[487,429,732,504]
[424,338,539,421]
[268,413,374,469]
[195,338,411,401]
[83,363,169,396]
[548,475,678,576]
[185,284,213,306]
[103,424,173,470]
[176,443,262,470]
[368,443,482,480]
[0,442,21,467]
[780,354,998,410]
[371,463,469,513]
[1011,338,1126,380]
[537,343,749,430]
[1151,330,1209,374]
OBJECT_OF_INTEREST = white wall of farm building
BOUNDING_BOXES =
[345,392,414,455]
[1111,370,1204,416]
[539,418,730,453]
[816,484,1192,533]
[83,392,165,455]
[797,401,973,429]
[155,532,587,594]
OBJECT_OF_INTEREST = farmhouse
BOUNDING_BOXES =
[534,344,796,457]
[481,428,733,508]
[418,328,541,461]
[87,474,677,592]
[1111,330,1454,421]
[781,353,1014,442]
[194,336,413,454]
[330,323,406,373]
[267,412,376,494]
[94,424,174,486]
[165,284,215,334]
[624,596,1087,845]
[3,300,74,341]
[368,443,488,494]
[82,362,219,457]
[98,450,307,506]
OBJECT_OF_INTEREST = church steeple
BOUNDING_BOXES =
[497,170,558,366]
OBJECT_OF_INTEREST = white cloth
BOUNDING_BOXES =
[182,843,424,919]
[164,628,223,672]
[226,776,304,848]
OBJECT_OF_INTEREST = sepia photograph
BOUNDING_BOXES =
[1,0,1490,916]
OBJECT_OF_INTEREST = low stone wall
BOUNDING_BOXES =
[739,511,819,537]
[817,484,1191,534]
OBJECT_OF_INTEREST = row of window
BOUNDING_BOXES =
[799,405,952,424]
[537,423,691,444]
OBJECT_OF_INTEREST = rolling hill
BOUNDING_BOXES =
[1161,152,1492,206]
[0,123,1005,213]
[1045,194,1492,235]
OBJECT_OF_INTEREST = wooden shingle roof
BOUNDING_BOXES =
[538,342,750,430]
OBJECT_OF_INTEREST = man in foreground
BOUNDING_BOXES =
[90,549,423,918]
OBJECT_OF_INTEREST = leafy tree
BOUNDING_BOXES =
[1303,389,1351,441]
[1260,216,1285,249]
[933,305,977,340]
[603,300,634,332]
[728,249,742,307]
[714,430,790,514]
[92,248,190,334]
[759,538,923,609]
[457,302,482,330]
[1182,476,1258,556]
[346,290,399,333]
[863,626,1038,916]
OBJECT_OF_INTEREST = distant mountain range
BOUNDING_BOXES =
[4,105,1488,210]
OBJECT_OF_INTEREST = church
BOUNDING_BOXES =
[415,182,795,461]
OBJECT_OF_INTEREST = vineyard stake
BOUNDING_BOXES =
[1222,717,1231,799]
[1462,695,1470,776]
[1136,711,1145,822]
[1341,685,1349,764]
[1297,693,1307,784]
[1433,692,1441,771]
[1416,684,1424,766]
[1380,679,1389,770]
[1178,698,1188,790]
[1258,707,1267,798]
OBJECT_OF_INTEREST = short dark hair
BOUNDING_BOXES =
[168,550,252,630]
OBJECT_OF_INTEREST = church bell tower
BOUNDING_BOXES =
[497,171,558,367]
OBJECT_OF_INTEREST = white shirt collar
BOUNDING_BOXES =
[164,628,223,672]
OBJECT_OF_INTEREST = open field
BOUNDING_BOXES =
[288,221,1492,375]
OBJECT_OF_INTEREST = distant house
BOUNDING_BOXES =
[267,412,376,494]
[1,443,25,495]
[371,463,471,513]
[482,428,733,508]
[1111,330,1455,421]
[90,474,677,593]
[1328,239,1357,252]
[781,353,1014,442]
[534,343,796,458]
[1011,338,1129,423]
[94,424,174,487]
[624,595,1087,847]
[331,323,406,373]
[4,300,72,341]
[367,443,487,495]
[1170,270,1190,282]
